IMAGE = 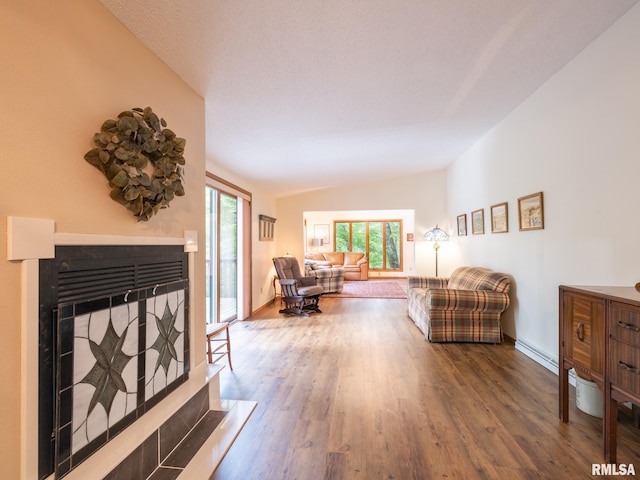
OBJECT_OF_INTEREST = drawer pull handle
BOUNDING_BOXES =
[576,322,585,341]
[618,361,640,375]
[617,320,640,332]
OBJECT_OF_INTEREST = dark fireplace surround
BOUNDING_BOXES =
[39,245,190,479]
[8,219,254,480]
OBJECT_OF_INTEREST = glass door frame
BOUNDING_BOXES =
[206,172,252,324]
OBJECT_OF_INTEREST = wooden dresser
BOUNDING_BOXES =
[559,285,640,462]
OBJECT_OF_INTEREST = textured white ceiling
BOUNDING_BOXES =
[99,0,638,197]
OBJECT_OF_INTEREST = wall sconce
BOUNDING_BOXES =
[424,225,449,276]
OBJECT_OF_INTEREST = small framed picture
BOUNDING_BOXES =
[490,202,508,233]
[518,192,544,231]
[314,224,330,244]
[471,209,484,235]
[457,214,467,236]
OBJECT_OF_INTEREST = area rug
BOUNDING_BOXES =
[323,280,408,299]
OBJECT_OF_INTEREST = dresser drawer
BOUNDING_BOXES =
[610,302,640,344]
[609,339,640,396]
[562,292,605,373]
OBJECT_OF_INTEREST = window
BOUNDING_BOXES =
[334,220,402,271]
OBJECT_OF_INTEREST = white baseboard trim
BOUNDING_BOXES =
[514,339,576,386]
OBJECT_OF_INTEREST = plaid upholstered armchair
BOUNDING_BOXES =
[273,256,324,316]
[304,262,345,293]
[407,266,511,343]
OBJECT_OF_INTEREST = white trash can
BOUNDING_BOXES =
[575,372,603,418]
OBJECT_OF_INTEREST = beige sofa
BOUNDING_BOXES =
[304,252,369,281]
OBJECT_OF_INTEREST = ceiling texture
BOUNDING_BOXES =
[99,0,638,197]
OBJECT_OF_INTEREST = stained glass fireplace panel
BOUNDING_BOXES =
[71,302,139,454]
[56,293,142,477]
[145,288,186,401]
[55,280,189,478]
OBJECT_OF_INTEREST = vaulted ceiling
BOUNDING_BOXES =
[99,0,638,197]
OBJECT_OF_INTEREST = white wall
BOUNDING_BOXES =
[447,4,640,359]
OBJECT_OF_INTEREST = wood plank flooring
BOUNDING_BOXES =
[211,296,640,479]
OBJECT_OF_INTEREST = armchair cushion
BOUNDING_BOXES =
[446,266,510,293]
[298,275,319,287]
[427,288,510,313]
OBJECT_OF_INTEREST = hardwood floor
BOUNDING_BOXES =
[211,296,640,479]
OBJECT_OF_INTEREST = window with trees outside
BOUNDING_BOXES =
[334,220,402,271]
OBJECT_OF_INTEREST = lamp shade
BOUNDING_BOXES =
[311,238,322,247]
[424,225,449,243]
[424,225,448,277]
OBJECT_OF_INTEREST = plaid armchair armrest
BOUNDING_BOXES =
[313,268,334,279]
[408,276,449,289]
[427,288,510,313]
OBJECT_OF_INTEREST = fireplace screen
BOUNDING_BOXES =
[39,245,189,480]
[55,280,188,478]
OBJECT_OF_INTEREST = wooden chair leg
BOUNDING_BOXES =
[206,322,233,370]
[225,325,232,370]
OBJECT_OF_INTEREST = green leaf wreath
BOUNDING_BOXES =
[84,107,186,221]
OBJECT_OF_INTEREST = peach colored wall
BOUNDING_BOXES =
[0,1,205,477]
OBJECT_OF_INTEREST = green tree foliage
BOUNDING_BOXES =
[385,222,400,268]
[336,222,350,251]
[335,220,401,270]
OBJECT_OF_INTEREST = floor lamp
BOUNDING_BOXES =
[424,225,449,276]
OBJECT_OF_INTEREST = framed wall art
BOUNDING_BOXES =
[314,224,330,245]
[457,214,467,236]
[259,214,276,241]
[518,192,544,231]
[490,202,508,233]
[471,209,485,235]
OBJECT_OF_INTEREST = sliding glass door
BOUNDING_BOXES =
[206,187,238,323]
